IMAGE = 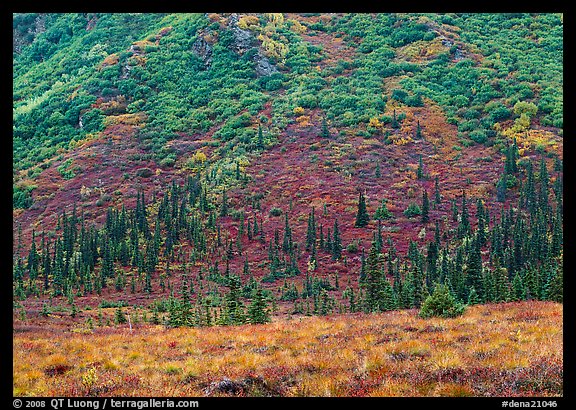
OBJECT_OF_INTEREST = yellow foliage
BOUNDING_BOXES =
[103,113,147,127]
[289,19,307,33]
[368,117,382,128]
[264,13,284,27]
[296,115,311,126]
[260,35,289,62]
[514,113,531,130]
[502,128,557,154]
[192,151,207,164]
[293,106,305,115]
[238,15,260,30]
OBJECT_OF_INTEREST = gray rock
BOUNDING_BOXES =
[192,33,213,67]
[254,50,278,77]
[226,13,278,77]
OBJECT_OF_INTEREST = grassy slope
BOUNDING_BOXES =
[13,301,562,397]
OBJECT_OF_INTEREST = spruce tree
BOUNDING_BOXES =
[434,176,441,205]
[220,189,228,217]
[467,287,480,305]
[114,307,127,324]
[544,265,563,303]
[378,275,396,311]
[363,242,381,312]
[466,237,484,302]
[420,283,465,318]
[27,230,39,280]
[391,109,399,129]
[417,154,424,179]
[359,249,367,283]
[223,274,246,325]
[319,288,331,315]
[421,190,430,223]
[511,272,526,301]
[355,191,369,227]
[497,172,507,203]
[415,120,422,139]
[320,117,330,138]
[332,219,342,260]
[538,157,549,212]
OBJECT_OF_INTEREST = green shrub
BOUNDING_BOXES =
[419,284,465,318]
[13,185,34,209]
[346,241,359,253]
[269,207,282,217]
[403,202,421,218]
[469,129,488,144]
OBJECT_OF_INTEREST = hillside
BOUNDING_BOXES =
[13,13,563,398]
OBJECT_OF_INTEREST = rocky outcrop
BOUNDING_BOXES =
[227,14,255,53]
[254,52,278,76]
[226,13,278,77]
[13,13,47,54]
[192,31,213,67]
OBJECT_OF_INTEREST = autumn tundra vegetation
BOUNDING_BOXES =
[13,12,562,397]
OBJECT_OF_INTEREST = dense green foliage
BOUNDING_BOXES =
[419,283,465,318]
[14,13,562,206]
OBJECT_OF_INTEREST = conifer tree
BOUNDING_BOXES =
[538,157,549,212]
[220,189,228,217]
[374,199,392,220]
[332,219,342,260]
[544,264,563,303]
[417,154,424,179]
[363,242,381,312]
[466,237,484,302]
[320,117,330,138]
[114,306,127,324]
[223,274,246,325]
[524,160,536,213]
[511,272,526,301]
[458,192,470,238]
[467,286,480,305]
[319,288,331,315]
[27,230,39,281]
[378,275,396,311]
[355,191,369,227]
[391,109,399,129]
[415,120,422,139]
[421,190,430,223]
[420,283,465,318]
[434,176,441,205]
[497,171,507,203]
[306,208,316,250]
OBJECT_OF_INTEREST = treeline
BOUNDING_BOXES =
[13,142,562,327]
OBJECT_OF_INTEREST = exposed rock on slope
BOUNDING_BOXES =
[227,13,278,77]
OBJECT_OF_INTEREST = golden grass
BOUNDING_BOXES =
[13,301,562,397]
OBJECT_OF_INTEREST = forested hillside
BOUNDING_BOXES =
[13,12,563,397]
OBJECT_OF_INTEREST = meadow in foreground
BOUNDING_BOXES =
[13,301,562,397]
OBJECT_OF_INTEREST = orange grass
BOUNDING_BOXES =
[13,301,562,397]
